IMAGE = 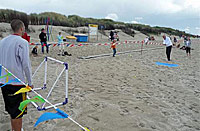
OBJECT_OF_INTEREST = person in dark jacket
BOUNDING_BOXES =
[39,28,49,54]
[110,31,114,41]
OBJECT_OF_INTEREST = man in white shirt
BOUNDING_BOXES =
[163,35,173,61]
[0,19,33,131]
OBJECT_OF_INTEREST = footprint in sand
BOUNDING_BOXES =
[161,111,170,116]
[134,106,144,112]
[119,108,129,115]
[118,101,128,107]
[138,122,145,128]
[118,101,130,115]
[88,115,100,122]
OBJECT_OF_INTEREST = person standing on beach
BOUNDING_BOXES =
[0,19,33,131]
[184,36,187,46]
[185,37,191,57]
[110,31,114,41]
[39,28,49,54]
[144,37,149,45]
[57,32,65,56]
[173,37,177,46]
[163,35,173,61]
[111,40,117,57]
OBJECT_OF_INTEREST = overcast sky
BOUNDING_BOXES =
[0,0,200,35]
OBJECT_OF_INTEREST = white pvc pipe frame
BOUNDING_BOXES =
[0,64,88,131]
[30,57,68,111]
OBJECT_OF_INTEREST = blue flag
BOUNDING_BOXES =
[56,108,69,118]
[34,108,68,127]
[156,62,178,67]
[0,78,21,88]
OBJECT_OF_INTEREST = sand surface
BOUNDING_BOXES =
[0,23,200,131]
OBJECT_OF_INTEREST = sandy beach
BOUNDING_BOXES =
[0,23,200,131]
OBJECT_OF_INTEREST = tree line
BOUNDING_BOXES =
[0,9,195,37]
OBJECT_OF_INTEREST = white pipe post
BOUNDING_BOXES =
[47,57,64,64]
[65,63,68,104]
[32,87,44,91]
[43,102,63,110]
[44,57,48,88]
[27,95,39,108]
[32,59,45,78]
[42,67,66,108]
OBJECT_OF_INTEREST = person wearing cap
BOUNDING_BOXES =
[39,28,49,54]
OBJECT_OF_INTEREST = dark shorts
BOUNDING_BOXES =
[1,84,27,119]
[185,47,191,54]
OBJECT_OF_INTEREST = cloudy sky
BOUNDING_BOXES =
[0,0,200,35]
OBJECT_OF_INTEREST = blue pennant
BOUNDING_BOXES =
[0,78,21,88]
[56,108,69,118]
[34,108,68,127]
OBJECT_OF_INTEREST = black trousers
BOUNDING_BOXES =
[185,47,191,54]
[41,42,49,53]
[166,46,172,61]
